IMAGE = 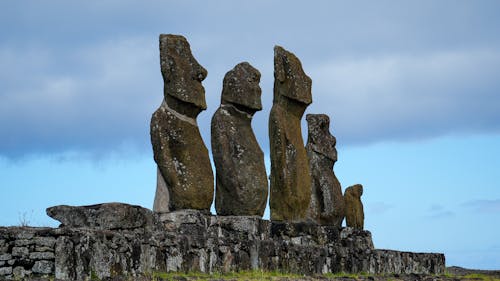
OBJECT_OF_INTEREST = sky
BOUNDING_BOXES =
[1,0,499,270]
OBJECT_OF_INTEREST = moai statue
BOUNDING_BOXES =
[150,34,214,212]
[305,114,345,227]
[211,62,268,216]
[269,46,313,221]
[344,184,364,229]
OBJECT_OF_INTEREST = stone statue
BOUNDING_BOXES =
[269,46,313,221]
[211,62,268,216]
[150,34,214,212]
[305,114,345,227]
[344,184,364,229]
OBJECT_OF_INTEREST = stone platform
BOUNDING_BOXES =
[0,203,444,280]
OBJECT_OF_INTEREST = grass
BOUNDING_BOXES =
[462,273,500,281]
[151,270,305,281]
[82,270,500,281]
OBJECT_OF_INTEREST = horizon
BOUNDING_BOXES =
[1,1,499,270]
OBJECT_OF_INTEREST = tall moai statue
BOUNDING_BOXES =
[305,114,345,227]
[269,46,313,221]
[150,34,214,212]
[211,62,268,216]
[344,184,364,229]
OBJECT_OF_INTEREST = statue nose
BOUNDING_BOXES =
[193,64,207,82]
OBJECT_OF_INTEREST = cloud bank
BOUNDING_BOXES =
[1,1,500,158]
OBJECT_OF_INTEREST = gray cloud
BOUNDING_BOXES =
[426,204,455,219]
[462,199,500,213]
[1,1,500,158]
[367,202,394,214]
[307,49,500,145]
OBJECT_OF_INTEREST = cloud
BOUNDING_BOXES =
[1,1,500,158]
[307,49,500,145]
[462,199,500,213]
[367,201,394,214]
[426,204,455,219]
[0,38,160,158]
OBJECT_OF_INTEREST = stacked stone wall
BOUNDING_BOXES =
[0,206,445,280]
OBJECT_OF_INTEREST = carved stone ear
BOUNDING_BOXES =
[160,55,173,83]
[159,35,173,83]
[274,46,286,82]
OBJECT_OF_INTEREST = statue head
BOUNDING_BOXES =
[306,114,337,162]
[221,62,262,113]
[273,45,312,105]
[159,34,208,110]
[348,184,363,198]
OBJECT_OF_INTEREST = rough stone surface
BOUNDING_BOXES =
[32,260,53,274]
[151,34,214,212]
[0,266,12,276]
[46,202,161,231]
[269,46,313,221]
[0,205,445,280]
[212,62,268,216]
[13,266,31,278]
[345,184,364,229]
[29,252,55,260]
[305,114,345,227]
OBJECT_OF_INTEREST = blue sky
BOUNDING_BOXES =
[1,0,499,269]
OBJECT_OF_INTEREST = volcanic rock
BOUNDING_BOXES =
[305,114,345,226]
[269,46,312,221]
[344,184,364,229]
[151,34,214,211]
[46,203,160,231]
[211,62,268,216]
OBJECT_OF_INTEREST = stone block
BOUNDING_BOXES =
[0,254,11,261]
[29,252,55,260]
[32,260,54,274]
[0,266,12,276]
[13,266,31,278]
[11,247,29,258]
[14,239,33,247]
[15,231,34,240]
[55,236,75,280]
[46,203,161,231]
[34,237,56,248]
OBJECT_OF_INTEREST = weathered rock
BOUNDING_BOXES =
[151,34,214,212]
[344,184,364,229]
[13,266,31,278]
[0,266,12,276]
[0,210,445,279]
[32,260,53,274]
[46,203,160,231]
[305,114,345,227]
[211,62,268,216]
[29,252,55,260]
[269,46,312,221]
[12,246,29,258]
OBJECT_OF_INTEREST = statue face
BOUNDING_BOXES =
[353,184,363,197]
[274,46,312,105]
[160,34,208,110]
[222,62,262,111]
[306,114,337,161]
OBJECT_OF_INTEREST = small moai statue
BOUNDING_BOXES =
[269,46,313,221]
[150,34,214,212]
[211,62,268,216]
[305,114,345,227]
[344,184,364,229]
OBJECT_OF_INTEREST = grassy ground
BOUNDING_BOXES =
[25,268,500,281]
[146,269,500,281]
